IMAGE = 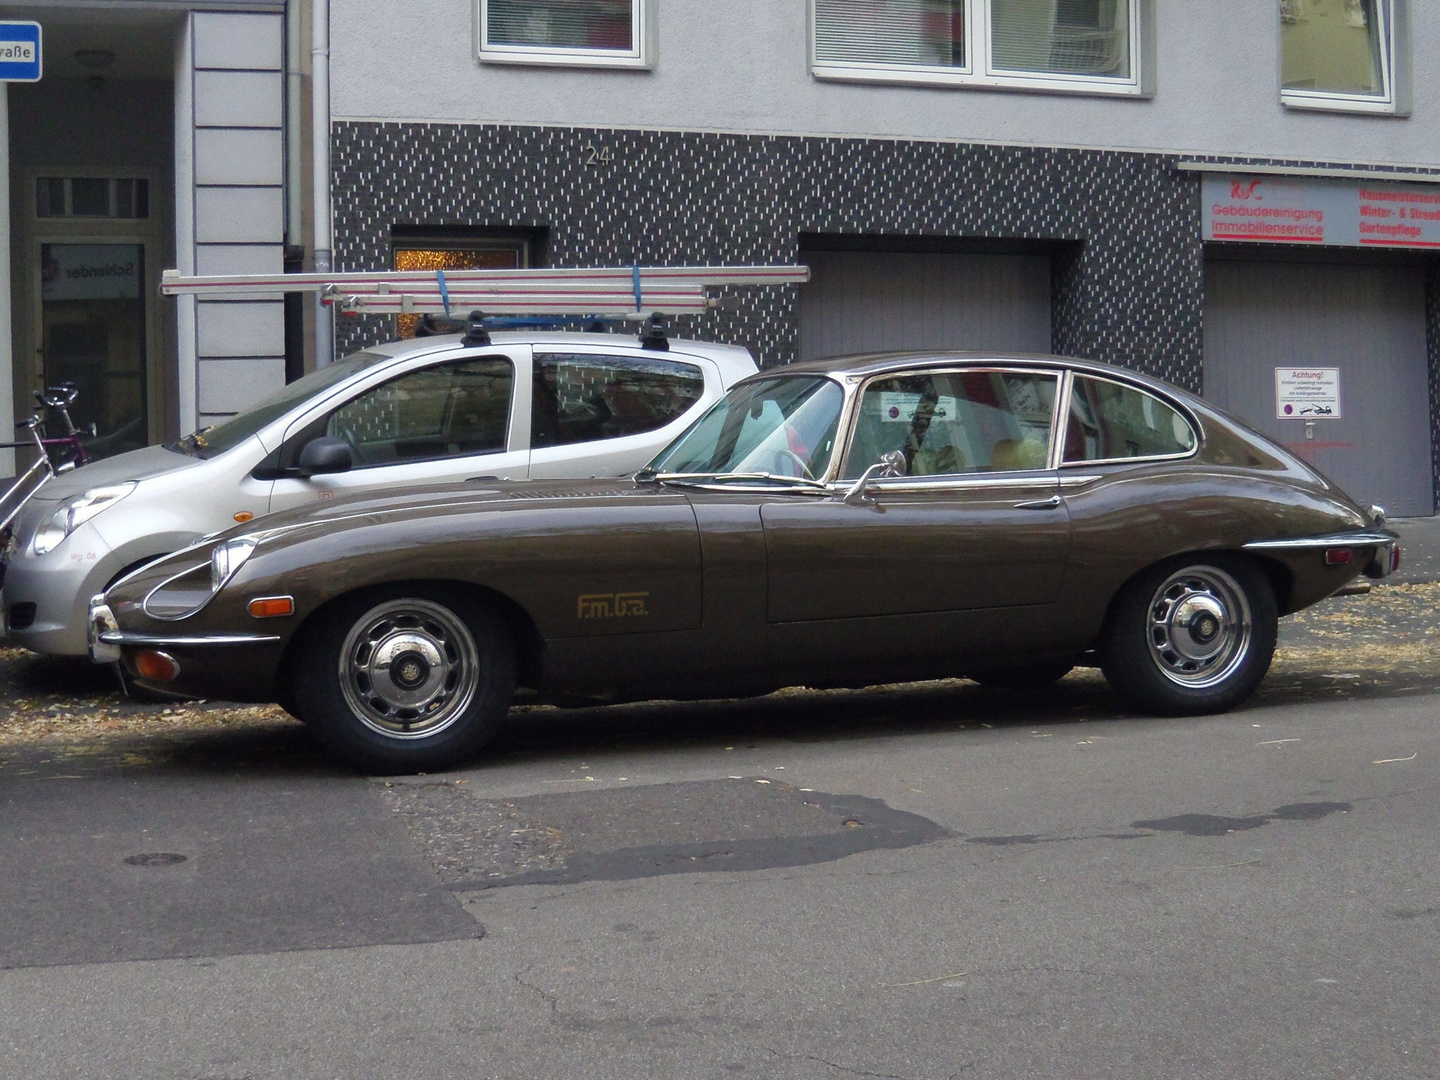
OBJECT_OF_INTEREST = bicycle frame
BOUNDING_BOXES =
[0,385,94,542]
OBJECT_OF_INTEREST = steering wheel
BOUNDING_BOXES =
[772,447,815,480]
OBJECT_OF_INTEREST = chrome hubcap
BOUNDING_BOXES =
[339,599,479,740]
[1146,567,1252,688]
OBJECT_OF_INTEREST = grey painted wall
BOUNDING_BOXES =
[330,0,1439,168]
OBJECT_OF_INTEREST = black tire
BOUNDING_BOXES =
[291,586,516,773]
[1100,554,1277,716]
[970,659,1075,690]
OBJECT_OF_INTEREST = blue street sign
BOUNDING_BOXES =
[0,22,42,83]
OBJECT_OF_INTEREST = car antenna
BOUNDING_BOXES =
[461,310,491,347]
[639,313,669,351]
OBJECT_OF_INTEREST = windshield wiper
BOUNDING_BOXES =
[649,471,828,491]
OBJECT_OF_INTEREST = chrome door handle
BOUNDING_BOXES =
[1014,494,1063,510]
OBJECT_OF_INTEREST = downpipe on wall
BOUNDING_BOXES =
[311,0,334,366]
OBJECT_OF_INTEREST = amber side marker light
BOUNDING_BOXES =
[1324,548,1354,566]
[249,596,295,618]
[135,650,180,683]
[234,511,255,523]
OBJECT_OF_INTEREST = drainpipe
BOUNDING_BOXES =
[0,86,13,477]
[311,0,333,366]
[283,0,305,380]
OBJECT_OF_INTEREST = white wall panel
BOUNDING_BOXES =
[196,244,286,276]
[197,356,288,414]
[197,301,287,358]
[193,12,283,71]
[195,128,284,186]
[195,187,284,243]
[195,70,284,128]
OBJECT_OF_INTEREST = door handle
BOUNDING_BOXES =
[1014,494,1063,510]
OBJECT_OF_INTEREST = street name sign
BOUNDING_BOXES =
[0,22,41,82]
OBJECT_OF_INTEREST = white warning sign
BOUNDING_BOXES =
[1275,368,1341,420]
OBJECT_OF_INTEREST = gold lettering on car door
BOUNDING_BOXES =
[577,592,650,619]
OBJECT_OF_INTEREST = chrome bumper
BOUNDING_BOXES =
[87,593,280,664]
[1243,529,1401,580]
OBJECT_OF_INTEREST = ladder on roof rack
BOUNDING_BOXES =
[159,265,810,317]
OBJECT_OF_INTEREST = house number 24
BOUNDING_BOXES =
[582,144,613,167]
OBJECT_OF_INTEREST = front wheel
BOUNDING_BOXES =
[292,588,516,773]
[1100,556,1277,716]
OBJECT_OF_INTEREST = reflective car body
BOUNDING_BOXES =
[93,352,1397,772]
[5,330,756,655]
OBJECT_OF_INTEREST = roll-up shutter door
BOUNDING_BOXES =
[798,251,1051,361]
[1204,258,1432,517]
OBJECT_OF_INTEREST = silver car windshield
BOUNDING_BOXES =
[646,375,844,481]
[176,350,393,459]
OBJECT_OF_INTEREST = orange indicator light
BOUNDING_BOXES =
[234,511,255,523]
[248,596,295,618]
[135,650,180,683]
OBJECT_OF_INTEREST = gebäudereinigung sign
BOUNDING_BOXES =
[1203,174,1440,250]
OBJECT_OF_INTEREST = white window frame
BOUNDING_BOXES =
[1280,0,1409,116]
[809,0,1151,97]
[476,0,655,69]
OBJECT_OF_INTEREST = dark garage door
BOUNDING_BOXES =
[798,250,1051,361]
[1204,257,1433,517]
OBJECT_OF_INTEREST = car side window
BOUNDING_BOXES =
[531,353,704,449]
[325,356,514,468]
[844,370,1059,479]
[1064,376,1197,463]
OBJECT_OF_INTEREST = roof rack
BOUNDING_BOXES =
[159,264,810,318]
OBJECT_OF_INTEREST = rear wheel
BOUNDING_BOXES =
[292,587,516,773]
[1100,555,1276,716]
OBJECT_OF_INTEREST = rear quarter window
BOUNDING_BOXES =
[1064,376,1197,463]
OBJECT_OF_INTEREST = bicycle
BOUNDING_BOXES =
[0,384,96,538]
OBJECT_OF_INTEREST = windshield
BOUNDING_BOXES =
[176,350,393,458]
[647,375,845,480]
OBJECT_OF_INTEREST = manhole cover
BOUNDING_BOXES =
[124,852,188,867]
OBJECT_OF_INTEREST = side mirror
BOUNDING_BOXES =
[296,436,353,476]
[843,450,906,506]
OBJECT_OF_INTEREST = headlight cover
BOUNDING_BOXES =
[211,536,258,592]
[32,483,137,556]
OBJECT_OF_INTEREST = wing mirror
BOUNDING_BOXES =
[296,435,353,476]
[843,450,906,506]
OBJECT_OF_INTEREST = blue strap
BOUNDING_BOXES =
[632,264,643,312]
[437,269,451,317]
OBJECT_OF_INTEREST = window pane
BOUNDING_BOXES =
[486,0,635,51]
[1282,0,1386,97]
[327,357,514,467]
[844,370,1058,478]
[991,0,1130,78]
[392,245,525,339]
[70,178,111,217]
[36,178,65,217]
[814,0,965,68]
[532,353,704,448]
[1063,377,1196,463]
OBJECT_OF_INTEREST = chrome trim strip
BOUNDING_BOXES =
[1243,531,1396,551]
[98,631,282,647]
[1058,473,1103,489]
[861,473,1102,494]
[141,561,215,622]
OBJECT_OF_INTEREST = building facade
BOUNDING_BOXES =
[6,1,1440,515]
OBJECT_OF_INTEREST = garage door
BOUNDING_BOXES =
[798,250,1051,361]
[1204,258,1432,517]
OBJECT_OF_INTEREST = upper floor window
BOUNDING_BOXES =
[812,0,1146,96]
[478,0,653,68]
[1281,0,1405,115]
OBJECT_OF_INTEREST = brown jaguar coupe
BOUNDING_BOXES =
[91,350,1397,772]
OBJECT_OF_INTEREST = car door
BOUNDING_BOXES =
[527,349,716,479]
[266,346,531,513]
[762,367,1071,623]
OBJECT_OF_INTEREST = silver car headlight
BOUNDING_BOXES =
[211,536,258,592]
[32,483,137,556]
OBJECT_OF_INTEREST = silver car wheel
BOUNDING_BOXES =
[1145,566,1253,689]
[338,599,480,740]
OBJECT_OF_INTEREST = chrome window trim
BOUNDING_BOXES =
[1058,371,1204,468]
[837,365,1065,482]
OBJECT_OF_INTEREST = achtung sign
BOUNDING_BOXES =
[0,22,41,83]
[1276,368,1341,420]
[1204,174,1440,251]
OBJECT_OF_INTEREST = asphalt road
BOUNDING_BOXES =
[2,624,1438,1079]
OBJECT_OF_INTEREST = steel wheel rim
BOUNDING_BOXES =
[338,599,480,740]
[1145,566,1252,689]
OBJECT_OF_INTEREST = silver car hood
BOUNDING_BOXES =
[28,444,202,503]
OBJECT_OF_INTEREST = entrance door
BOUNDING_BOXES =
[1204,258,1432,517]
[37,242,149,456]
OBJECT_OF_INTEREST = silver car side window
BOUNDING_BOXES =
[1064,376,1197,463]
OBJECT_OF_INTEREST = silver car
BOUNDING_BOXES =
[3,329,757,656]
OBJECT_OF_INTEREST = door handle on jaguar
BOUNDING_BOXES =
[1014,494,1063,510]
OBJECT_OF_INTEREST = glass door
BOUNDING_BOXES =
[38,242,148,457]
